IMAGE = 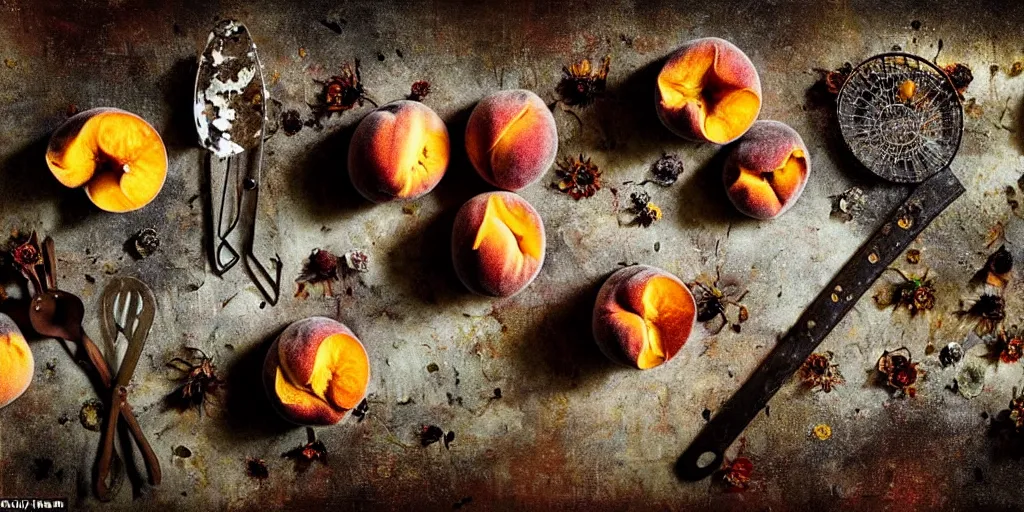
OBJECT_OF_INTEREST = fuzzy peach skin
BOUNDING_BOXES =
[46,108,168,213]
[723,120,810,220]
[465,89,558,191]
[348,100,450,202]
[592,265,697,370]
[452,191,546,297]
[263,317,370,426]
[656,37,762,144]
[0,313,33,409]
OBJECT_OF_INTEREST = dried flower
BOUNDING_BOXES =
[626,190,662,227]
[877,348,923,398]
[1010,396,1024,431]
[799,351,845,393]
[408,80,431,101]
[960,294,1006,335]
[557,56,610,106]
[689,271,749,335]
[11,237,40,268]
[296,248,340,298]
[553,154,602,199]
[130,228,160,259]
[812,423,832,441]
[646,153,684,186]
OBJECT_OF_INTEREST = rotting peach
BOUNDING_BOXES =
[656,37,762,144]
[723,120,810,220]
[263,317,370,426]
[592,265,697,370]
[0,313,33,409]
[45,108,168,213]
[348,100,450,202]
[465,89,558,191]
[452,191,545,297]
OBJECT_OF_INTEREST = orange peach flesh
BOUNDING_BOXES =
[615,275,695,369]
[275,333,369,414]
[0,329,33,409]
[473,193,544,267]
[371,110,449,198]
[729,149,807,213]
[657,46,760,144]
[46,111,167,212]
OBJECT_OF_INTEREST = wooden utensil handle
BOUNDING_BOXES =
[95,388,125,501]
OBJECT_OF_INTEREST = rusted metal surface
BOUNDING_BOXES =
[1,0,1023,509]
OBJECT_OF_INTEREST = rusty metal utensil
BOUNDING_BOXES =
[96,277,160,501]
[194,19,282,306]
[677,53,965,480]
[23,238,160,494]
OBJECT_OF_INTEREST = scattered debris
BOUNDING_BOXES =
[815,62,853,96]
[427,363,440,373]
[644,153,684,186]
[811,423,832,441]
[313,60,374,119]
[245,458,269,479]
[720,457,753,491]
[173,446,193,458]
[977,245,1013,288]
[491,388,502,400]
[129,228,160,259]
[296,248,340,297]
[1010,394,1024,431]
[993,328,1024,364]
[877,348,923,397]
[281,110,303,136]
[351,398,369,422]
[444,430,455,449]
[556,56,610,106]
[940,342,964,367]
[799,351,845,393]
[1011,62,1024,77]
[420,425,443,446]
[4,58,16,69]
[906,249,922,264]
[298,47,308,59]
[553,154,602,199]
[829,187,865,222]
[956,362,986,399]
[942,63,974,96]
[11,234,40,268]
[408,80,431,101]
[167,348,223,413]
[79,399,103,431]
[282,427,328,471]
[688,269,749,334]
[342,250,369,274]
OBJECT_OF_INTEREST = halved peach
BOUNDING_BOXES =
[45,108,168,212]
[723,120,810,220]
[0,313,33,409]
[452,191,545,297]
[592,265,697,370]
[348,100,450,202]
[263,317,370,426]
[465,89,558,191]
[656,37,762,144]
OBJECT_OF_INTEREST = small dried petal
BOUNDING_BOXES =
[553,154,602,200]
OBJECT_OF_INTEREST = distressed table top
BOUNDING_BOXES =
[1,1,1023,510]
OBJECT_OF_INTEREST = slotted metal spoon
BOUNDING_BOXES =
[677,53,965,480]
[194,19,282,306]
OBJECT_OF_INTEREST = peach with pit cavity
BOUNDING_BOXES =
[263,317,370,426]
[592,265,697,370]
[656,37,762,144]
[723,120,810,220]
[0,313,33,409]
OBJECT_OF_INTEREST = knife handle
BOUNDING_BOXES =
[676,168,964,481]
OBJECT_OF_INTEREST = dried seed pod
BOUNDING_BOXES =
[877,348,922,397]
[799,351,845,393]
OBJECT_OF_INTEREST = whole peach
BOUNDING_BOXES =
[656,37,762,144]
[723,120,810,220]
[465,89,558,191]
[592,265,697,370]
[263,317,370,426]
[0,313,33,409]
[452,191,545,297]
[348,100,450,202]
